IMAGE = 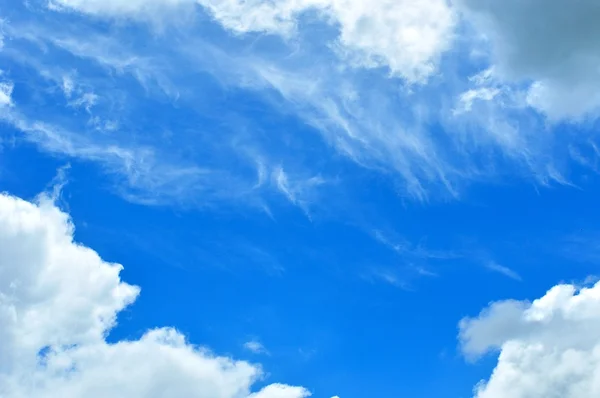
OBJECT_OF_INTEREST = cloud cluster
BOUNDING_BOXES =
[7,0,600,207]
[38,0,575,201]
[5,2,600,396]
[460,281,600,398]
[59,0,600,120]
[0,192,309,397]
[456,0,600,120]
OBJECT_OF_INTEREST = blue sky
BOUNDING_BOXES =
[2,1,600,398]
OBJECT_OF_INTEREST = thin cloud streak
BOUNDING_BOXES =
[485,261,522,282]
[2,0,598,215]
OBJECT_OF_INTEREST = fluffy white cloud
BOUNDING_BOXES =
[460,281,600,398]
[0,192,309,398]
[51,0,455,83]
[457,0,600,120]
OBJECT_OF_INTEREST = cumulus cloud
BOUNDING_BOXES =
[51,0,455,83]
[0,192,309,397]
[457,0,600,120]
[460,281,600,397]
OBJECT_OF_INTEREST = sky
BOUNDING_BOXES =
[2,1,600,397]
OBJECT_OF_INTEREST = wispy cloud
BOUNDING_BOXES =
[373,229,459,261]
[0,15,325,212]
[2,6,544,203]
[273,166,326,215]
[485,261,522,282]
[413,266,439,278]
[559,231,600,265]
[362,266,427,291]
[0,80,12,107]
[244,340,269,355]
[2,0,599,216]
[0,109,265,208]
[363,230,455,287]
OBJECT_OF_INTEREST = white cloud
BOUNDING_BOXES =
[0,21,329,211]
[455,87,500,114]
[0,80,12,107]
[249,384,311,398]
[372,229,458,260]
[460,281,600,397]
[0,192,309,398]
[457,0,600,120]
[273,166,325,212]
[244,341,269,355]
[485,261,522,282]
[50,0,455,83]
[58,75,98,112]
[0,107,273,208]
[200,0,456,82]
[233,57,463,200]
[61,75,75,97]
[8,0,586,204]
[3,17,463,201]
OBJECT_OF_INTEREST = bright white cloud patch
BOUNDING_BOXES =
[457,0,600,120]
[0,192,309,398]
[52,0,455,83]
[460,281,600,398]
